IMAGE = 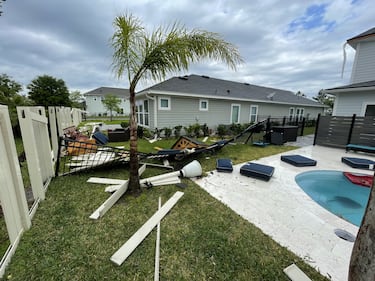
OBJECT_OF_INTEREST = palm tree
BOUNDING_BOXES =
[111,13,243,194]
[348,173,375,280]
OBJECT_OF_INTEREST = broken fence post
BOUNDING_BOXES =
[110,191,184,266]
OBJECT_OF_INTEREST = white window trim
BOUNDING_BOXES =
[136,100,150,127]
[158,97,171,110]
[199,99,209,111]
[230,104,241,124]
[249,105,258,123]
[296,107,304,120]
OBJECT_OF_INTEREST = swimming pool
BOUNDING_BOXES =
[295,170,371,226]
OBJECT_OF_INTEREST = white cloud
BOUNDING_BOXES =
[0,0,373,97]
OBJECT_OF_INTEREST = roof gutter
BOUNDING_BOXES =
[139,90,324,108]
[324,86,375,94]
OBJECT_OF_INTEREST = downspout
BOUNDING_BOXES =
[146,92,157,129]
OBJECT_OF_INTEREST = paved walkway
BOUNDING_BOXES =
[193,137,374,281]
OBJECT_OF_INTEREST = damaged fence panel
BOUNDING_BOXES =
[110,191,184,266]
[0,105,31,278]
[17,106,54,202]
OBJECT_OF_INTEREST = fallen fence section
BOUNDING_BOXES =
[0,105,31,278]
[111,191,184,266]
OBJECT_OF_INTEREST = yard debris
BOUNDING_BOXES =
[283,264,312,281]
[110,191,184,266]
[88,164,146,220]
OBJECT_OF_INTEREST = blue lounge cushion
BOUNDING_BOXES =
[92,131,108,144]
[216,158,233,172]
[280,155,317,167]
[341,157,375,170]
[240,162,274,181]
[346,144,375,153]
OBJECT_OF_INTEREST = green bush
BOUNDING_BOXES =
[163,127,172,138]
[173,125,183,138]
[217,124,227,138]
[184,125,194,137]
[120,121,129,128]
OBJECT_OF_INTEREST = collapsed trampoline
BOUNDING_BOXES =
[55,120,267,176]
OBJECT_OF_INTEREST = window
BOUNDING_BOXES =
[296,108,304,121]
[249,105,258,123]
[158,97,170,110]
[289,107,295,121]
[365,105,375,116]
[231,104,240,123]
[136,100,150,127]
[199,99,208,111]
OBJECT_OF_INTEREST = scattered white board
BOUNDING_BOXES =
[283,264,312,281]
[110,191,184,266]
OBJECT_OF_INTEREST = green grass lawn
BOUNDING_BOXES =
[2,134,329,281]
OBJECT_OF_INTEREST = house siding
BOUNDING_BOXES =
[86,95,130,116]
[153,95,323,130]
[351,41,375,83]
[332,90,375,116]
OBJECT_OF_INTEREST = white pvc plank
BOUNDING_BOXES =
[89,165,147,219]
[105,185,123,193]
[89,180,129,219]
[154,197,161,281]
[110,191,184,266]
[283,264,312,281]
[87,177,127,185]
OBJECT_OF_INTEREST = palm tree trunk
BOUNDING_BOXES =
[127,89,141,194]
[348,171,375,280]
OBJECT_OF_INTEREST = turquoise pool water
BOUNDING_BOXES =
[295,170,371,226]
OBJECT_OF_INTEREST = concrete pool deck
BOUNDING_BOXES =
[193,140,375,281]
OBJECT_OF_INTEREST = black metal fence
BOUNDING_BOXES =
[314,114,375,148]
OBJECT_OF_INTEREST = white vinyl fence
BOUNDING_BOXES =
[0,105,31,277]
[0,105,84,277]
[17,107,54,204]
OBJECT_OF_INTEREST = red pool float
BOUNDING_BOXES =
[343,172,373,188]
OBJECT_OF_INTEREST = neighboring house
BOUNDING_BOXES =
[135,74,325,131]
[84,87,130,117]
[325,27,375,116]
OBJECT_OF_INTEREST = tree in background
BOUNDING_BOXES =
[70,90,85,109]
[101,94,121,121]
[0,73,32,127]
[295,90,306,97]
[0,0,6,16]
[27,75,71,108]
[313,89,335,109]
[111,13,243,194]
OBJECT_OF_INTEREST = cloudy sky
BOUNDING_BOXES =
[0,0,372,98]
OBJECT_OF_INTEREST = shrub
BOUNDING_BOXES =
[173,125,183,138]
[162,127,172,138]
[120,121,129,128]
[217,124,227,138]
[184,125,194,137]
[202,123,209,136]
[192,123,201,138]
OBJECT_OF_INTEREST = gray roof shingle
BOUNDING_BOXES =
[139,74,322,107]
[347,27,375,48]
[325,80,375,91]
[84,87,130,97]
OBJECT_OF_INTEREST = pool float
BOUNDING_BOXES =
[343,172,373,188]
